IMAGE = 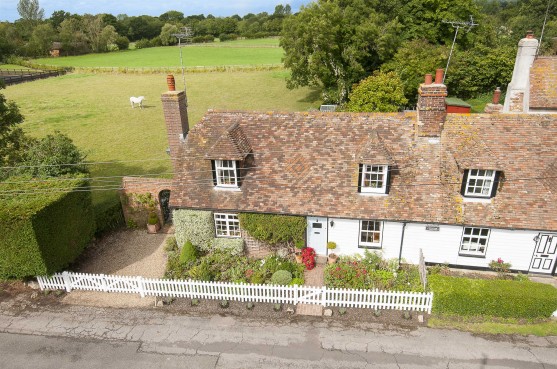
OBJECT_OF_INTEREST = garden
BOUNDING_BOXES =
[324,250,425,292]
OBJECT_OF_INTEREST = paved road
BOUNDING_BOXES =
[0,305,556,368]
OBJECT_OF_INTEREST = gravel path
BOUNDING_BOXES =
[61,228,171,308]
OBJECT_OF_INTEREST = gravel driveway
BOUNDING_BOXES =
[61,228,171,308]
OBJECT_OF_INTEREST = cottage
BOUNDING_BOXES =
[162,34,557,276]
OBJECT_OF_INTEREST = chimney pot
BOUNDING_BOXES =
[526,30,534,39]
[424,74,433,85]
[435,69,444,84]
[492,87,501,104]
[166,74,176,91]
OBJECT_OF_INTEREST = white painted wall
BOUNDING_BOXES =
[327,218,403,260]
[324,218,546,273]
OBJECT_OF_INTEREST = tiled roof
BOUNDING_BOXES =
[205,122,251,160]
[530,57,557,110]
[171,111,557,231]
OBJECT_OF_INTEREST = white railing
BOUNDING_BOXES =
[37,271,433,313]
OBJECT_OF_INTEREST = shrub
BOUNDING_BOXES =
[173,209,215,252]
[301,247,316,270]
[179,241,197,264]
[238,213,306,246]
[212,238,244,256]
[290,277,304,286]
[114,36,130,50]
[188,260,212,281]
[429,275,557,318]
[164,236,178,253]
[489,258,512,278]
[147,212,159,225]
[94,202,125,235]
[327,241,337,250]
[219,33,238,42]
[271,270,293,285]
[0,176,95,278]
[135,38,151,49]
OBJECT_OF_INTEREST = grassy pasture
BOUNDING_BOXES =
[3,71,320,219]
[32,39,283,68]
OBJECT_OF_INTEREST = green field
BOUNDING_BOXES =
[32,39,283,68]
[3,71,320,220]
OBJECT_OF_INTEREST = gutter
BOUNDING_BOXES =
[398,222,407,265]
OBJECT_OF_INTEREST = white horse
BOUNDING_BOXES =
[130,96,145,109]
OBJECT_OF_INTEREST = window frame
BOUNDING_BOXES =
[464,169,497,198]
[358,220,383,249]
[360,164,388,194]
[214,159,238,188]
[459,226,491,257]
[213,213,241,238]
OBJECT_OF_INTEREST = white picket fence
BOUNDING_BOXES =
[37,271,433,313]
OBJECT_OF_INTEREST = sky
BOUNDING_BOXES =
[0,0,312,22]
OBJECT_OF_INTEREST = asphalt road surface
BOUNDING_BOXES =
[0,304,556,369]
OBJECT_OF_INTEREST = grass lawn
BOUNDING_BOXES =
[3,71,321,219]
[0,64,35,70]
[429,315,557,336]
[32,40,283,68]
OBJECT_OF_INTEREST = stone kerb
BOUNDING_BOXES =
[120,177,173,228]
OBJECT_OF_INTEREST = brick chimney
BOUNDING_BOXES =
[417,69,447,137]
[484,87,503,114]
[161,75,189,169]
[503,31,539,113]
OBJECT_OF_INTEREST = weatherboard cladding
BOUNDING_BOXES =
[529,57,557,110]
[171,111,557,231]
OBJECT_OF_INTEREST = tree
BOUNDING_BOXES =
[49,10,70,29]
[17,0,44,24]
[159,23,178,46]
[344,71,408,112]
[381,40,448,105]
[27,23,56,56]
[0,82,27,174]
[19,131,88,178]
[159,11,184,23]
[59,17,89,55]
[280,1,402,103]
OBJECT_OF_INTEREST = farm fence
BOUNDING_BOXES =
[37,271,433,313]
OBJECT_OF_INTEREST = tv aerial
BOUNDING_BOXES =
[171,26,194,94]
[442,16,478,83]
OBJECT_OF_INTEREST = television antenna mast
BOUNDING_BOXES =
[442,15,478,83]
[171,26,194,94]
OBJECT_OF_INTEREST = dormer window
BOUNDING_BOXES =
[214,160,238,187]
[359,164,388,194]
[462,169,500,198]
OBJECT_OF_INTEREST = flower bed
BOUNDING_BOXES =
[165,243,304,285]
[324,251,424,292]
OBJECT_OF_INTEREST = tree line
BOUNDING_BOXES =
[0,0,292,59]
[280,0,557,106]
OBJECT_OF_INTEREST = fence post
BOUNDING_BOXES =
[62,271,72,292]
[137,276,145,298]
[321,286,327,307]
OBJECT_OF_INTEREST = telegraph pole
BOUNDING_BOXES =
[442,16,478,83]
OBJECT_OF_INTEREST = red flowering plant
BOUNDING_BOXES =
[301,247,316,270]
[489,258,512,278]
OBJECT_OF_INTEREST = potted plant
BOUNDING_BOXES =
[147,211,160,234]
[294,239,305,263]
[327,241,338,264]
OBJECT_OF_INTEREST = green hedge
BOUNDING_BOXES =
[429,275,557,319]
[238,213,306,246]
[0,177,95,278]
[173,209,215,252]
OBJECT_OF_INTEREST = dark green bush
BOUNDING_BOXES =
[114,36,130,50]
[429,275,557,319]
[219,33,238,42]
[238,213,306,246]
[135,38,152,49]
[179,240,197,264]
[0,177,95,278]
[94,202,125,236]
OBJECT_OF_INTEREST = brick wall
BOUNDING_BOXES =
[120,177,173,227]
